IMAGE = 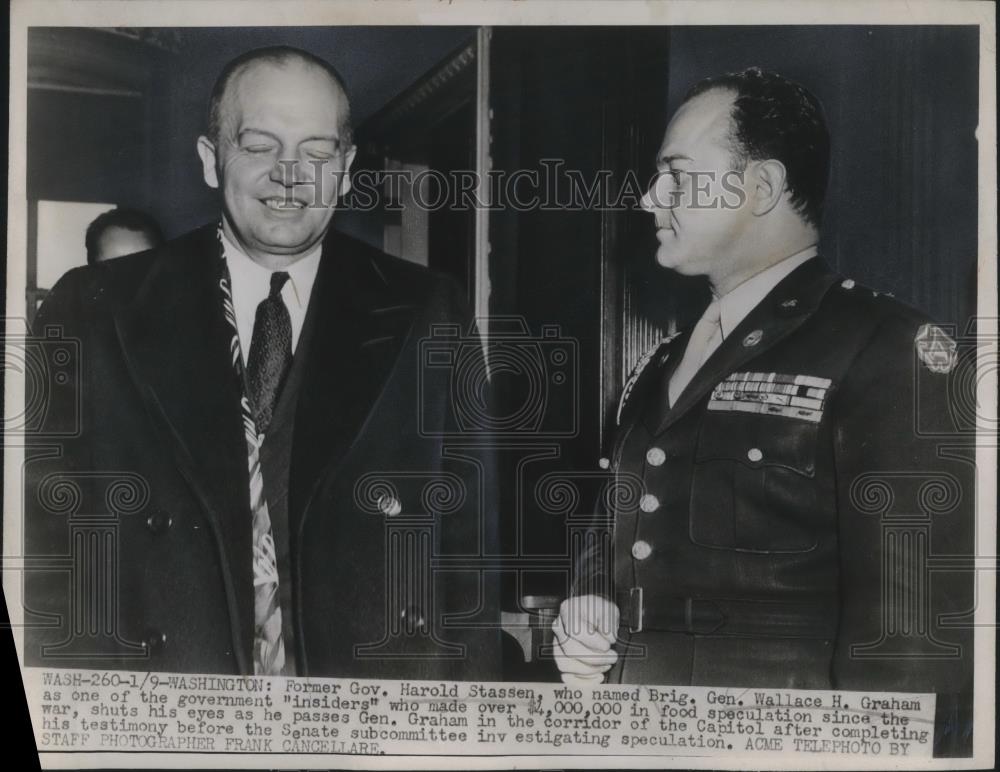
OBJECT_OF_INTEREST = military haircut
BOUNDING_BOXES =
[685,66,830,228]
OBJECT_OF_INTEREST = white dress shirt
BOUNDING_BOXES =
[220,231,321,358]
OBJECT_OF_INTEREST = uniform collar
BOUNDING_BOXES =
[649,254,838,438]
[717,245,819,340]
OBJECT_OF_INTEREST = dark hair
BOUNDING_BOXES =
[685,67,830,227]
[206,45,353,147]
[85,208,164,265]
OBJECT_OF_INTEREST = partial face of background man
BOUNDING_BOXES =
[641,88,754,279]
[85,207,165,265]
[197,58,357,267]
[94,226,158,262]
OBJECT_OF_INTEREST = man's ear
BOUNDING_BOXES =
[337,145,358,197]
[196,136,220,189]
[751,158,787,216]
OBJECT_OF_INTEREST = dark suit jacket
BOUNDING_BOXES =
[24,223,500,680]
[576,257,973,749]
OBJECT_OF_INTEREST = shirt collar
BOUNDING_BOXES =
[220,230,322,311]
[717,245,819,339]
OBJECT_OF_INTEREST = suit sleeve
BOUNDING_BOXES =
[830,312,974,746]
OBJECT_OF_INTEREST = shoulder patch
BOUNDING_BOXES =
[914,323,958,374]
[616,334,679,425]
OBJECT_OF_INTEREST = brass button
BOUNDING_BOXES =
[639,494,660,513]
[747,448,763,462]
[645,447,666,467]
[598,457,610,470]
[742,330,763,347]
[631,540,653,560]
[145,511,173,533]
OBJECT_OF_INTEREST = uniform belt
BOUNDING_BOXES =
[616,588,835,639]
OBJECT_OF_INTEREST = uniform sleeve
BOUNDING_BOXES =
[830,311,974,748]
[568,346,674,604]
[569,342,672,604]
[569,481,615,601]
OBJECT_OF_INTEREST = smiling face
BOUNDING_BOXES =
[641,88,755,281]
[197,58,356,268]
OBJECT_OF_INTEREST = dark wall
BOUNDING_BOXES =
[666,26,980,328]
[489,28,673,615]
[27,91,148,204]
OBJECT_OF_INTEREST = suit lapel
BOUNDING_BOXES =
[113,225,254,670]
[289,231,418,538]
[653,258,840,437]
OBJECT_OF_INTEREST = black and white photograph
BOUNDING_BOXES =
[3,1,996,769]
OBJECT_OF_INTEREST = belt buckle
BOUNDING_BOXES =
[628,586,644,633]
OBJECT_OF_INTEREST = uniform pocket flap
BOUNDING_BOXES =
[695,414,818,477]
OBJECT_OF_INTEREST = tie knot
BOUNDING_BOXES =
[269,271,290,299]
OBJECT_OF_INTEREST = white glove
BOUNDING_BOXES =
[551,594,619,684]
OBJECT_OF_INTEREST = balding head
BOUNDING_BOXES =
[207,46,353,148]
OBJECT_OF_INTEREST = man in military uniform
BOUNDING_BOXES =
[553,68,973,751]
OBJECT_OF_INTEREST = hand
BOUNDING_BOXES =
[551,594,619,684]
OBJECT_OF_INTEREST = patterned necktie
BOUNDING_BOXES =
[216,234,287,676]
[668,299,723,405]
[246,272,292,435]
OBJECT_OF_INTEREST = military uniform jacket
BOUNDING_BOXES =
[24,223,500,680]
[582,258,973,708]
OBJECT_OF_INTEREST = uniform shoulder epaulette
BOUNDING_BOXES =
[616,333,680,425]
[838,277,958,374]
[836,276,895,299]
[835,276,906,318]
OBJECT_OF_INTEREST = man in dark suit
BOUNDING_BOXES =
[554,68,973,751]
[25,46,499,680]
